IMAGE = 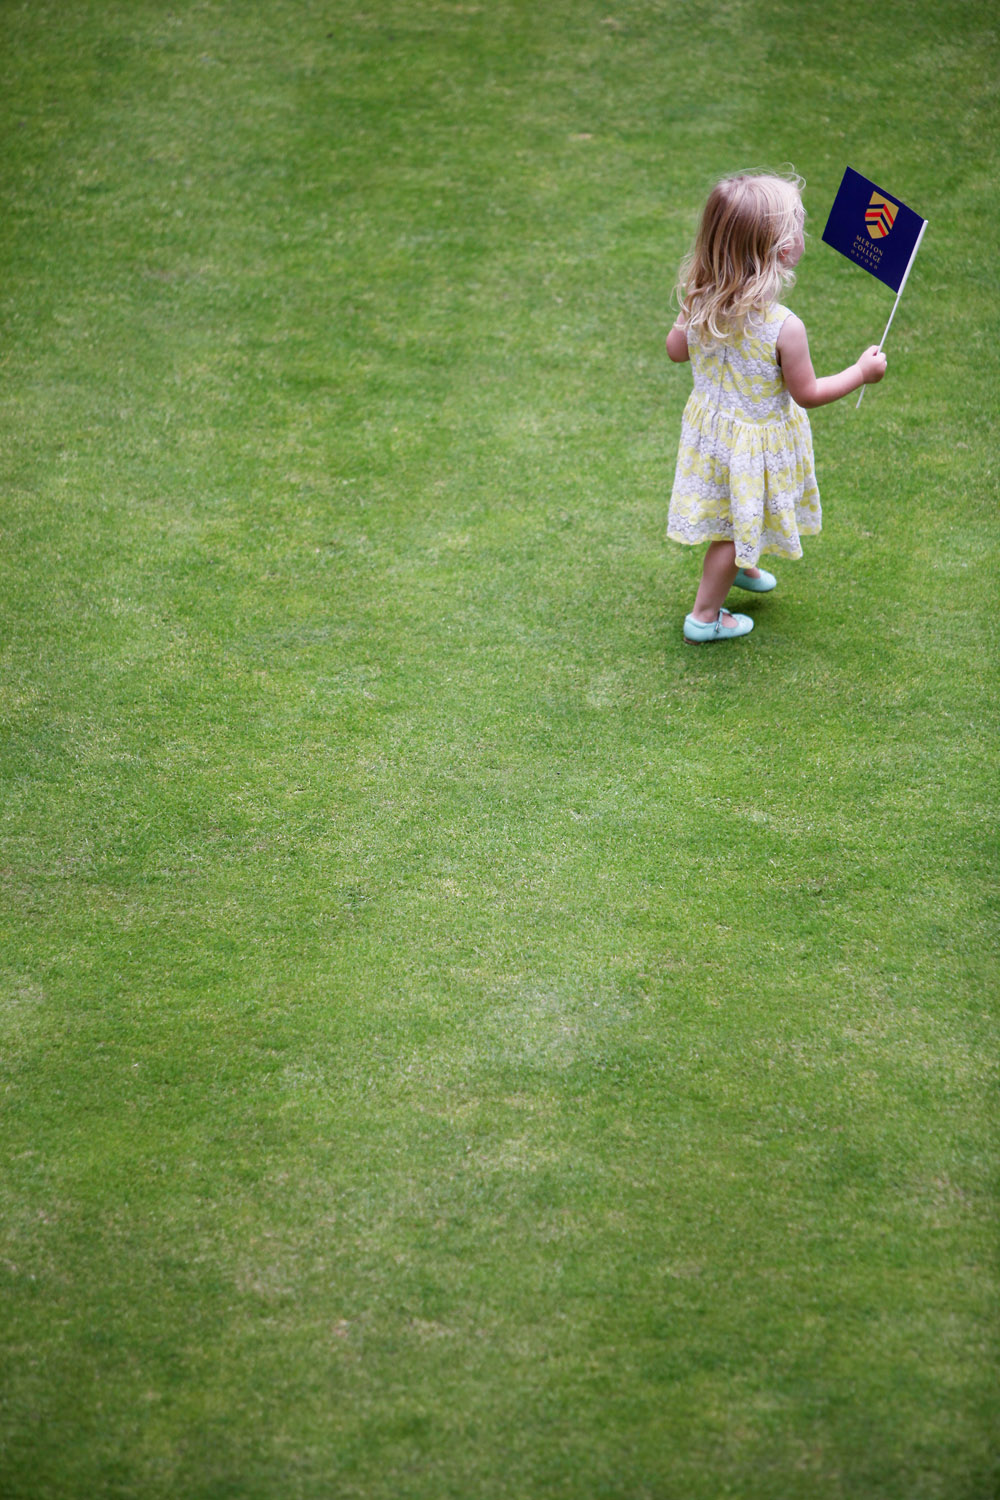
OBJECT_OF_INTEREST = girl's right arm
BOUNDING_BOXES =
[777,315,886,408]
[666,318,690,363]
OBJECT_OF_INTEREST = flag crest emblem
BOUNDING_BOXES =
[865,192,899,240]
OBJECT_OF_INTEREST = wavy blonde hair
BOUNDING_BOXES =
[676,171,805,344]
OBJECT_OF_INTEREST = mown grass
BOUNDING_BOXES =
[1,1,998,1497]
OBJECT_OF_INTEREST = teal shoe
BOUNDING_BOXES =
[683,609,754,644]
[733,567,776,593]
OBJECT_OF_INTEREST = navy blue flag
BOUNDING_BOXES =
[822,167,926,292]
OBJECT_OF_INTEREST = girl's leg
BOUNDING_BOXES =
[692,540,740,623]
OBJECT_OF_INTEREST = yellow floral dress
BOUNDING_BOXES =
[667,304,821,566]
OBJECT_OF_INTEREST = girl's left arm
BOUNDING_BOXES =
[777,315,885,407]
[666,318,690,363]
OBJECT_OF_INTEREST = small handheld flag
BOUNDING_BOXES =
[822,166,925,292]
[822,166,928,406]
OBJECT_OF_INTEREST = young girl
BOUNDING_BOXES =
[666,171,887,643]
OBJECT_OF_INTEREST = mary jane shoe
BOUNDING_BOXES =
[683,609,754,644]
[732,568,776,593]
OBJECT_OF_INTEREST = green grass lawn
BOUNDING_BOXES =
[1,2,997,1496]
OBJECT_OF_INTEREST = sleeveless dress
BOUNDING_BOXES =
[667,304,820,566]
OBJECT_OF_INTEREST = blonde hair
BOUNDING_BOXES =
[676,171,805,344]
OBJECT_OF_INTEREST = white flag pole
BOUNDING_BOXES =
[857,218,928,408]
